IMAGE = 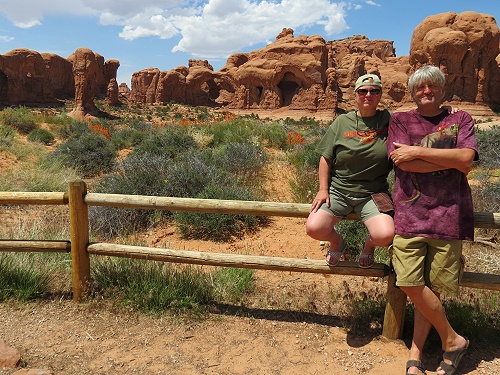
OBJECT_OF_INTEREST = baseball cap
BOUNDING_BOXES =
[355,74,382,91]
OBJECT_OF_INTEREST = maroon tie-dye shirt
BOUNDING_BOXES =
[388,110,478,241]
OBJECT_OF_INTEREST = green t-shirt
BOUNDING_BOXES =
[316,109,392,194]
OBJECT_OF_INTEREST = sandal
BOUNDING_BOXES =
[358,252,375,268]
[438,338,469,375]
[325,240,347,267]
[406,360,426,375]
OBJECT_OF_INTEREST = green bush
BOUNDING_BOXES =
[132,126,197,158]
[214,142,268,176]
[52,132,116,176]
[27,128,55,145]
[471,125,500,213]
[174,183,266,241]
[0,106,37,134]
[110,126,147,149]
[90,153,173,238]
[261,122,288,148]
[58,120,91,139]
[207,118,261,146]
[0,124,16,146]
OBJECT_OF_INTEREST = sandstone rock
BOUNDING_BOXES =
[0,49,55,105]
[0,339,21,368]
[410,11,500,106]
[130,11,499,112]
[106,78,119,106]
[67,47,119,120]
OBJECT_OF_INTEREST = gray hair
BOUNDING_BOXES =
[408,65,445,93]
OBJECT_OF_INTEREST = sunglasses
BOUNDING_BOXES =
[356,88,381,96]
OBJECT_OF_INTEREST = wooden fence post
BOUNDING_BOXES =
[69,180,90,300]
[382,270,407,339]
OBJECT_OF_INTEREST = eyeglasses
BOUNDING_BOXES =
[356,88,381,96]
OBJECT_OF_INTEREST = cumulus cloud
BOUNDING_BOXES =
[0,0,351,58]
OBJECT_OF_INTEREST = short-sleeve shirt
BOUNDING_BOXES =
[387,110,478,241]
[316,109,392,195]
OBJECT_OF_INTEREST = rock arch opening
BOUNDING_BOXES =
[277,72,301,107]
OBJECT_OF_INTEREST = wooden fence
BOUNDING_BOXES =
[1,180,499,340]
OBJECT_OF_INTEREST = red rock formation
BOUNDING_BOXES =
[410,11,499,105]
[0,47,119,112]
[130,11,499,112]
[67,48,120,119]
[41,52,74,98]
[0,49,55,105]
[106,78,119,106]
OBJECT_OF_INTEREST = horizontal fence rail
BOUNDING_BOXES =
[1,181,499,341]
[87,242,390,277]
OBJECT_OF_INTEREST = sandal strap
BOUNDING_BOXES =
[406,360,426,374]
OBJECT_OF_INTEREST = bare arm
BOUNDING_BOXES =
[390,142,475,174]
[310,156,331,212]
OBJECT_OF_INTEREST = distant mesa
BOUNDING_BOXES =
[0,11,498,118]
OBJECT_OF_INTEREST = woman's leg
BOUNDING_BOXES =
[360,214,394,267]
[305,209,343,246]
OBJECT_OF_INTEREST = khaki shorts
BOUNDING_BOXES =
[319,188,382,222]
[390,235,464,296]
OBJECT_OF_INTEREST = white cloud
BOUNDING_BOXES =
[0,0,95,28]
[0,35,15,42]
[365,1,381,6]
[170,0,349,57]
[0,0,350,59]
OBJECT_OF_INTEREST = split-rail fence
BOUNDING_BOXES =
[1,180,499,340]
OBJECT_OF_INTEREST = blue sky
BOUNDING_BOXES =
[0,0,498,86]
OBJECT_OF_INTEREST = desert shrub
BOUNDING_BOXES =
[90,150,229,238]
[52,132,116,176]
[207,118,261,146]
[335,220,389,265]
[0,106,37,134]
[132,126,197,158]
[164,151,229,198]
[90,153,172,238]
[27,128,55,145]
[58,120,91,139]
[471,126,500,213]
[288,142,321,203]
[174,183,266,241]
[0,124,16,146]
[214,142,268,176]
[261,122,288,148]
[110,126,147,149]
